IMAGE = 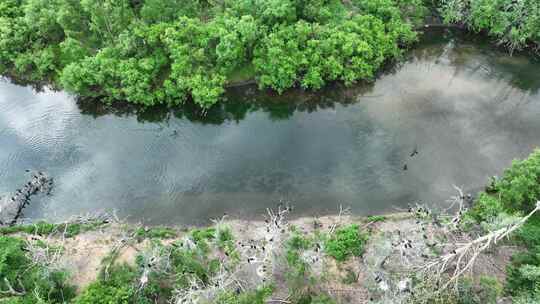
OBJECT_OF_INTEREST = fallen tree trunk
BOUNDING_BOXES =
[0,171,53,226]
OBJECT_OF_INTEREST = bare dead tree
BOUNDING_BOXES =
[171,204,294,304]
[329,204,351,235]
[103,229,137,279]
[171,263,247,304]
[444,185,469,229]
[419,201,540,290]
[137,244,172,291]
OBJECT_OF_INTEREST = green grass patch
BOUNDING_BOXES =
[324,224,368,262]
[366,215,387,223]
[0,220,106,238]
[135,226,178,239]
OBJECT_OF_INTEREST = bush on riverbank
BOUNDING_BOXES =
[465,149,540,222]
[324,224,367,262]
[439,0,540,52]
[0,236,76,304]
[0,0,424,108]
[463,149,540,302]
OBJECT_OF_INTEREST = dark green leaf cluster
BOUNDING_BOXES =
[505,246,540,302]
[0,236,76,304]
[465,149,540,222]
[324,224,367,262]
[73,264,165,304]
[495,149,540,213]
[462,149,540,302]
[439,0,540,51]
[0,0,423,108]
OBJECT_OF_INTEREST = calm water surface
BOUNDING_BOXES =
[1,31,540,225]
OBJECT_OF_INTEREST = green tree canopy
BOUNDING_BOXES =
[0,0,424,108]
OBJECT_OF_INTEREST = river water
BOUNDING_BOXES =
[1,30,539,225]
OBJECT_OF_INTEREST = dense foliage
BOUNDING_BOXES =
[466,149,540,223]
[74,265,139,304]
[463,149,540,302]
[0,0,424,108]
[324,224,367,261]
[439,0,540,51]
[0,236,76,304]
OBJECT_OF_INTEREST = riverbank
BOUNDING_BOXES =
[0,206,518,304]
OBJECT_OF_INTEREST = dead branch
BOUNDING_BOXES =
[103,229,136,279]
[419,201,540,290]
[329,204,351,234]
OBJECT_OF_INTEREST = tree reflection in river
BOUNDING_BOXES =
[1,29,539,225]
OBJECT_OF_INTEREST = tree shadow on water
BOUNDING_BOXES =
[75,82,376,125]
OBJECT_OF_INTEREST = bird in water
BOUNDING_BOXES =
[403,164,408,171]
[410,147,419,157]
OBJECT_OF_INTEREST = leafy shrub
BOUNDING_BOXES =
[135,226,177,239]
[216,227,234,247]
[516,216,540,247]
[464,149,540,226]
[167,236,225,290]
[285,234,312,279]
[440,0,540,51]
[460,150,540,301]
[216,226,238,259]
[366,215,387,222]
[495,149,540,213]
[214,285,274,304]
[191,227,217,253]
[325,225,368,261]
[74,264,137,304]
[465,192,505,223]
[506,246,540,297]
[74,263,164,304]
[0,236,76,304]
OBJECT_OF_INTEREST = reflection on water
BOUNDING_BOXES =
[1,30,539,225]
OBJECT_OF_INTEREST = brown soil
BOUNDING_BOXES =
[18,212,518,302]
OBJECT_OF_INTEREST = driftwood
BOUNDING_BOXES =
[0,171,53,226]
